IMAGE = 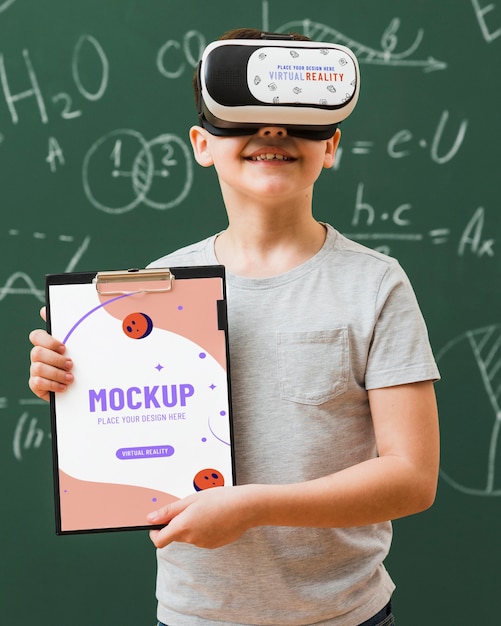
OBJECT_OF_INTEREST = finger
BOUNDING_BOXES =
[29,341,74,402]
[147,500,190,548]
[148,512,176,549]
[29,361,74,387]
[29,328,66,354]
[29,361,74,399]
[149,524,178,549]
[30,353,73,381]
[149,528,165,547]
[146,500,182,526]
[40,306,47,323]
[28,374,69,402]
[29,329,73,402]
[30,341,73,371]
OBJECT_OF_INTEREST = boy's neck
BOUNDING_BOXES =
[214,210,327,278]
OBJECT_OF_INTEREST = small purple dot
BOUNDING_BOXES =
[199,352,206,359]
[152,497,157,502]
[201,437,207,442]
[220,410,226,416]
[177,305,183,311]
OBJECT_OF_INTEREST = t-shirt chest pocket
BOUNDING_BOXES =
[276,328,349,405]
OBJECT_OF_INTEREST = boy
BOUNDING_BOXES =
[29,28,439,626]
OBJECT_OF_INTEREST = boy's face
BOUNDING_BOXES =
[189,126,340,204]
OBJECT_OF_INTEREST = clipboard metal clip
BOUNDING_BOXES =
[93,268,175,296]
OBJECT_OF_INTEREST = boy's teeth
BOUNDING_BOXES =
[250,153,289,161]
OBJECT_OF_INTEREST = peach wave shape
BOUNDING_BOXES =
[58,470,179,532]
[98,277,227,369]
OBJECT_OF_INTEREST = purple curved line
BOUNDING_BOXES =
[207,415,230,446]
[62,293,132,344]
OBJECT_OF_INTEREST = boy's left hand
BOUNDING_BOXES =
[147,485,257,549]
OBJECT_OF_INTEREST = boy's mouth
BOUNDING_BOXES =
[246,153,294,161]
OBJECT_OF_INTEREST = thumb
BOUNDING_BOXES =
[146,498,185,525]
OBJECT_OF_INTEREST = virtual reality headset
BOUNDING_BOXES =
[197,36,360,140]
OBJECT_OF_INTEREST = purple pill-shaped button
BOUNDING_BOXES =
[116,445,174,460]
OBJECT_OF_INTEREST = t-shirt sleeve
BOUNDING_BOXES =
[364,261,440,389]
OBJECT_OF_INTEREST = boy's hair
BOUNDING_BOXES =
[218,27,310,41]
[192,27,311,109]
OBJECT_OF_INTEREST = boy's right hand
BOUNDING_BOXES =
[28,307,74,402]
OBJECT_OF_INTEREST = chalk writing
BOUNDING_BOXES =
[0,49,47,124]
[438,325,501,496]
[333,110,468,171]
[345,185,496,257]
[276,17,447,72]
[0,233,90,302]
[82,129,193,214]
[458,207,496,258]
[72,35,109,101]
[12,410,49,462]
[0,272,44,302]
[387,110,468,165]
[0,0,15,14]
[0,34,108,126]
[46,137,65,172]
[156,30,205,79]
[471,0,501,42]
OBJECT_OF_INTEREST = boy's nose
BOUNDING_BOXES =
[256,126,288,138]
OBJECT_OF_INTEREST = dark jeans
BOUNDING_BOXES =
[359,601,394,626]
[158,600,394,626]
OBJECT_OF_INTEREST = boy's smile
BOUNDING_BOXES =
[189,124,340,206]
[246,153,294,161]
[245,147,296,162]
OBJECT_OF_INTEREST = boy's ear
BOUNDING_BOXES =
[323,128,341,169]
[189,126,214,167]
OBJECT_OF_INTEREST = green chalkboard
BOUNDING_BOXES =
[1,0,500,624]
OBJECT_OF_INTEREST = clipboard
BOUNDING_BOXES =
[46,266,235,535]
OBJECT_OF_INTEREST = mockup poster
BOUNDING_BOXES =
[46,267,234,534]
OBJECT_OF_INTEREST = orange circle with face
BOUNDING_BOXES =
[193,469,225,491]
[122,312,153,339]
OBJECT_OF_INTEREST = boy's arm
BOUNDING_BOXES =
[260,379,440,526]
[148,380,439,549]
[29,307,74,402]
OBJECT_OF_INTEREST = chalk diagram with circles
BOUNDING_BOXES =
[82,129,193,214]
[437,324,501,496]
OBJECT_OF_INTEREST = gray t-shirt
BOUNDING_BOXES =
[148,224,439,626]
